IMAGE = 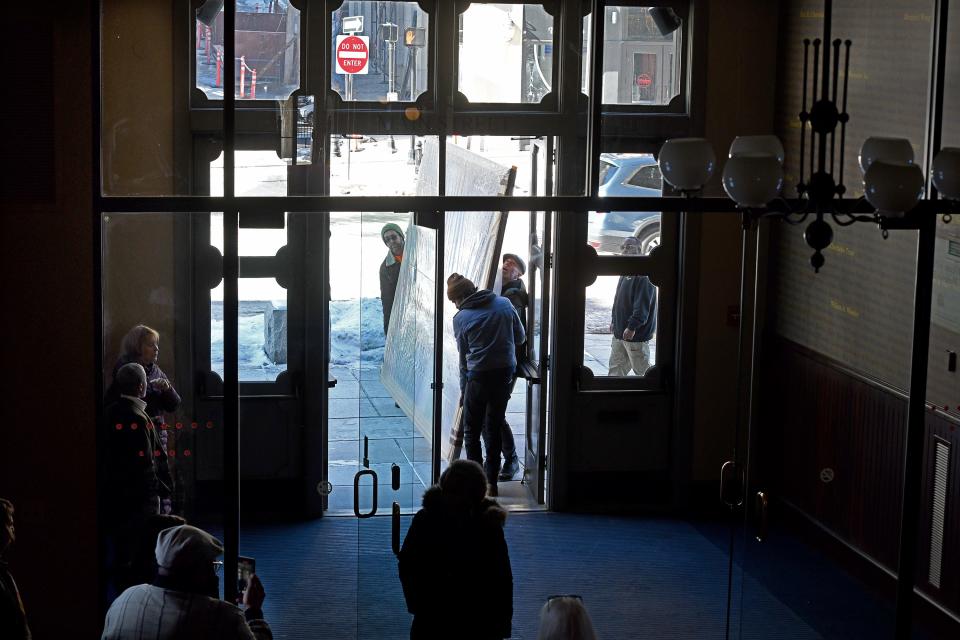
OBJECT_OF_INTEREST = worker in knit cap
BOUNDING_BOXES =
[379,223,406,336]
[447,273,525,496]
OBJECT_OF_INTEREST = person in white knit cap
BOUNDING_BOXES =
[102,525,272,640]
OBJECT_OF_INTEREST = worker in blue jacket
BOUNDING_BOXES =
[609,237,657,376]
[447,274,526,495]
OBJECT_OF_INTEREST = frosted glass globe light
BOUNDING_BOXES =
[932,147,960,200]
[722,153,784,207]
[863,160,924,217]
[728,135,785,165]
[658,138,716,192]
[858,137,914,174]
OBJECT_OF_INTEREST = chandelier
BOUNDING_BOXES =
[653,0,959,272]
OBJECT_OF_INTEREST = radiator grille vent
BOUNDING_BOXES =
[928,439,950,588]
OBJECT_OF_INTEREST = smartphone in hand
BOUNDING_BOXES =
[236,556,256,604]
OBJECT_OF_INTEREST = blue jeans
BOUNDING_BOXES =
[462,367,514,483]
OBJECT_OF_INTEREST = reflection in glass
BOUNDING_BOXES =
[195,0,301,101]
[458,4,553,104]
[331,2,429,102]
[589,153,662,256]
[584,274,658,377]
[582,6,681,106]
[210,278,287,382]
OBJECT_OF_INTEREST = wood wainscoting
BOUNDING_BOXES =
[758,335,960,619]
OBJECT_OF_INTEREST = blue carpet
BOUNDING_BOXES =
[211,513,829,639]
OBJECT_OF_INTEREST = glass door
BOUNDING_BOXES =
[356,218,438,639]
[524,137,554,504]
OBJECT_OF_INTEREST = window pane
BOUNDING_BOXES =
[458,4,554,104]
[589,153,662,256]
[332,2,429,102]
[582,6,682,106]
[103,1,213,195]
[211,278,288,382]
[210,149,288,198]
[209,212,287,258]
[445,136,540,196]
[584,275,658,377]
[195,0,301,101]
[329,135,439,196]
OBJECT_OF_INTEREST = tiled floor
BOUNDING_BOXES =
[326,363,541,515]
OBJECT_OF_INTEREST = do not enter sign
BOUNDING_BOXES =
[636,73,653,88]
[336,35,369,75]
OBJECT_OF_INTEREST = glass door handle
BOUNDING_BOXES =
[392,502,401,556]
[720,460,744,508]
[353,469,378,518]
[755,491,769,542]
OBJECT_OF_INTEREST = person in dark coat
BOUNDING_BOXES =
[0,498,30,639]
[448,274,526,494]
[379,223,406,336]
[104,363,174,600]
[398,460,512,640]
[608,237,657,376]
[498,253,529,481]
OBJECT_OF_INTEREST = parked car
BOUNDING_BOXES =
[587,153,662,255]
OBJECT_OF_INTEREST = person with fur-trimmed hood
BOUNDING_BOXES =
[398,460,512,640]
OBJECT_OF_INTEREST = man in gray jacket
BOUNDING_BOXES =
[447,274,526,495]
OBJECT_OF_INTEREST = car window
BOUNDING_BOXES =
[599,160,616,185]
[626,165,662,190]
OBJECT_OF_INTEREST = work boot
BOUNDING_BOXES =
[499,453,520,481]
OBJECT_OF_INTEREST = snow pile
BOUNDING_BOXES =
[329,298,386,367]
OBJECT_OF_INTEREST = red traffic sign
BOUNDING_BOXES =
[636,73,653,88]
[336,35,369,75]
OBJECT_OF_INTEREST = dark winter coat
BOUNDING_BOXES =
[0,561,30,640]
[453,290,526,387]
[501,278,529,365]
[103,397,172,529]
[398,486,512,639]
[380,252,402,335]
[611,275,657,342]
[107,358,181,424]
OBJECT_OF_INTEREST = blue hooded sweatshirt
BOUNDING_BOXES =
[453,289,526,384]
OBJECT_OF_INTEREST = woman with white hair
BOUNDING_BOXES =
[106,324,180,513]
[536,595,598,640]
[110,324,181,424]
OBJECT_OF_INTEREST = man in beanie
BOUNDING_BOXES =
[497,253,529,481]
[102,525,272,639]
[379,222,406,336]
[447,274,525,495]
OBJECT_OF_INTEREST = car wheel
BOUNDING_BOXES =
[636,226,660,255]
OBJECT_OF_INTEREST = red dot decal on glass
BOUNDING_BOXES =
[168,450,176,457]
[191,422,199,429]
[183,450,192,457]
[176,422,183,430]
[146,423,153,430]
[154,450,162,457]
[161,423,168,430]
[115,423,123,430]
[138,450,145,457]
[206,421,214,429]
[130,423,138,430]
